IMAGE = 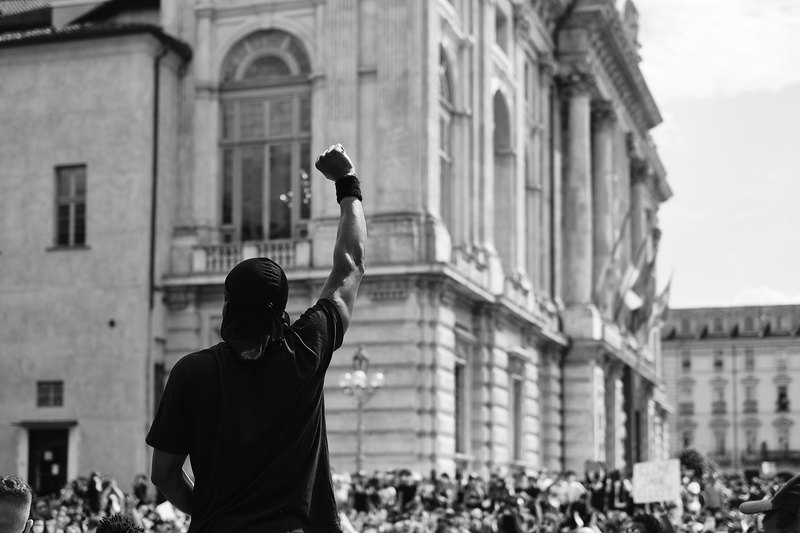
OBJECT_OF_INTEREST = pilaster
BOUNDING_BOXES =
[562,346,607,473]
[560,71,594,306]
[591,100,617,316]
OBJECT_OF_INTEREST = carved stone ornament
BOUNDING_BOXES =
[557,69,595,97]
[591,100,618,125]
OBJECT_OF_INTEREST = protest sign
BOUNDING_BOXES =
[632,458,681,503]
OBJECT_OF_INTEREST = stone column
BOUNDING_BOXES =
[563,347,606,472]
[561,73,594,305]
[591,101,617,314]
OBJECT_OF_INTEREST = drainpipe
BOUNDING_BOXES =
[145,45,169,476]
[150,45,168,310]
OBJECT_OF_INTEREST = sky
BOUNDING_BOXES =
[630,0,800,308]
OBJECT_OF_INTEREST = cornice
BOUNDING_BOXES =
[557,0,661,134]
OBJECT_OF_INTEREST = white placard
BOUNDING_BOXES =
[632,459,681,503]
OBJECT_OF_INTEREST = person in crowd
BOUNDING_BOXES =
[96,514,144,533]
[146,144,366,532]
[624,513,664,533]
[0,476,33,533]
[740,472,800,533]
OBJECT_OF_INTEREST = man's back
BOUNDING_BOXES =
[147,300,343,532]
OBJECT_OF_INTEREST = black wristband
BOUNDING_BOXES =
[335,175,362,203]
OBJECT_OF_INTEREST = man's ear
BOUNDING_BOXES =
[23,518,33,533]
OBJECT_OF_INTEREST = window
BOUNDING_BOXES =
[744,348,755,372]
[678,385,692,398]
[713,386,724,402]
[219,30,312,242]
[454,352,467,455]
[681,431,693,449]
[745,385,755,401]
[509,359,524,461]
[713,350,724,371]
[777,357,788,373]
[713,317,723,333]
[745,429,757,453]
[714,430,726,455]
[777,385,790,412]
[681,350,691,372]
[54,165,87,247]
[439,46,455,235]
[37,381,64,407]
[495,7,509,53]
[778,428,790,452]
[744,316,754,332]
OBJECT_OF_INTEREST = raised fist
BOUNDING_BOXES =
[314,143,355,182]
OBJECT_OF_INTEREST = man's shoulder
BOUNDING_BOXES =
[172,343,226,373]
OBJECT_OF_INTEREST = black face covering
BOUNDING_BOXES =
[220,258,292,361]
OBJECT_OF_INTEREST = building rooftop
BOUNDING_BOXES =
[662,304,800,341]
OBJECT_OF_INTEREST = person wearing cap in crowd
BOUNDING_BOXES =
[740,473,800,533]
[146,144,366,533]
[0,475,33,533]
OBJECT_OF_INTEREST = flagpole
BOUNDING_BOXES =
[612,234,649,323]
[592,207,633,308]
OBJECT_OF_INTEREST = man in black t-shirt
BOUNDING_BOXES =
[146,144,366,533]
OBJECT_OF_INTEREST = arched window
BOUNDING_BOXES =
[219,30,312,242]
[493,91,514,269]
[439,47,455,234]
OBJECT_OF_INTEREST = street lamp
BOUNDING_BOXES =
[339,345,385,473]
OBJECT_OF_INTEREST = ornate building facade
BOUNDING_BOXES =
[0,0,671,493]
[662,306,800,475]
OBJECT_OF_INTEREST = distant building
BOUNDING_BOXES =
[662,305,800,474]
[0,0,671,494]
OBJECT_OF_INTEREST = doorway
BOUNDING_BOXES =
[28,429,68,496]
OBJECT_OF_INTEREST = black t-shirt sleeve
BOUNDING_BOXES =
[145,356,190,454]
[290,298,344,370]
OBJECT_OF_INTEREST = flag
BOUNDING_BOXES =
[646,274,673,333]
[593,208,633,309]
[613,235,649,320]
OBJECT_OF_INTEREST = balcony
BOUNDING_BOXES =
[743,400,758,414]
[190,240,311,274]
[743,450,800,464]
[711,401,727,415]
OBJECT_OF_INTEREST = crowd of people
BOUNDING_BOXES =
[9,464,794,533]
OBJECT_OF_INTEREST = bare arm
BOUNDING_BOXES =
[315,144,367,333]
[150,449,193,515]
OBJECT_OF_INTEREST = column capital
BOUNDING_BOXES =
[557,69,595,97]
[591,100,618,126]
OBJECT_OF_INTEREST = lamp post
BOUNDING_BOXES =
[339,345,384,473]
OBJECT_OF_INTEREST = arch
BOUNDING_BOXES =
[439,44,455,106]
[493,91,512,152]
[220,29,311,85]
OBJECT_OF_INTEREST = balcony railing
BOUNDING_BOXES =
[742,450,800,464]
[191,240,311,274]
[743,399,758,413]
[711,401,727,415]
[677,402,694,415]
